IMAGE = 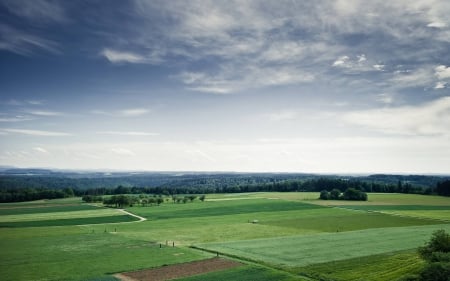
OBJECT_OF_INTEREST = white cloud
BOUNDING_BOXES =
[101,48,146,64]
[111,148,135,156]
[357,54,367,62]
[434,81,447,89]
[427,22,447,28]
[268,110,298,121]
[33,147,48,153]
[435,65,450,79]
[182,65,314,94]
[0,115,34,122]
[92,108,150,117]
[118,108,150,117]
[1,128,72,136]
[98,131,159,136]
[332,56,350,67]
[28,110,63,116]
[390,67,435,88]
[186,149,216,163]
[373,64,385,71]
[376,93,394,104]
[343,97,450,136]
[26,100,43,105]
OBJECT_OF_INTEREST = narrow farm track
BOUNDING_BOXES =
[119,209,147,222]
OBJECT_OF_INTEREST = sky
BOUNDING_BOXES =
[0,0,449,174]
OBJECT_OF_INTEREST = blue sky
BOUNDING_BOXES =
[0,0,449,173]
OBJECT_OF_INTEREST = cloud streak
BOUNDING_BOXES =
[1,128,72,136]
[343,97,450,136]
[98,131,159,136]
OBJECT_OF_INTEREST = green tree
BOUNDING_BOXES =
[330,189,341,200]
[419,262,450,281]
[199,195,206,202]
[319,190,329,200]
[418,230,450,262]
[407,230,450,281]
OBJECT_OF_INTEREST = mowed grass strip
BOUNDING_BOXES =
[198,224,450,267]
[296,250,424,281]
[341,205,450,211]
[0,208,123,222]
[0,214,138,227]
[0,204,100,215]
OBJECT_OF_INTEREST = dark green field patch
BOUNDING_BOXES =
[0,215,138,227]
[342,205,450,211]
[262,211,443,232]
[131,199,323,220]
[0,204,100,215]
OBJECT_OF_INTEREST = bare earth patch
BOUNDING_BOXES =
[115,257,242,281]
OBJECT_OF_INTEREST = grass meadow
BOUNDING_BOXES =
[0,192,449,281]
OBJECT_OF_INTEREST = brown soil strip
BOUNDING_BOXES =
[115,257,242,281]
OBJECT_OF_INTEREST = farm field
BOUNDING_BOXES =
[0,192,449,281]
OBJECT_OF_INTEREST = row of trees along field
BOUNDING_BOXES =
[319,188,368,201]
[82,194,205,207]
[0,177,449,203]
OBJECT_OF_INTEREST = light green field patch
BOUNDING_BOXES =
[296,250,424,281]
[0,208,123,222]
[0,227,209,281]
[382,210,450,221]
[198,224,450,267]
[315,193,450,206]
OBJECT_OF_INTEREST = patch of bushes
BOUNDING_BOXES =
[319,188,368,201]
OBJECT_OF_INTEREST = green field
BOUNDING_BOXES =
[1,193,449,281]
[197,224,450,267]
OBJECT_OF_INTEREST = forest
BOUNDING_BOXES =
[0,169,449,203]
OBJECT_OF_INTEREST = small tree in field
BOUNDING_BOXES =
[402,230,450,281]
[199,195,206,202]
[418,229,450,262]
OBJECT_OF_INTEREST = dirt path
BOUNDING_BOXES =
[114,257,242,281]
[118,209,147,222]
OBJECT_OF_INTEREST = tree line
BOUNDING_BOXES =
[319,188,368,201]
[1,177,449,203]
[82,194,205,208]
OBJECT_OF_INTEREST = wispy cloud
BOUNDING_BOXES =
[27,110,63,116]
[0,115,34,122]
[268,110,298,121]
[98,131,159,136]
[33,147,48,153]
[101,48,147,64]
[119,108,150,117]
[92,108,150,117]
[343,97,450,136]
[1,128,72,136]
[0,24,60,55]
[1,0,68,23]
[111,148,135,156]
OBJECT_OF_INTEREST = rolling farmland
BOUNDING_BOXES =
[0,193,449,281]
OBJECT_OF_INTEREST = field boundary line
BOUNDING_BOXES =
[118,209,146,222]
